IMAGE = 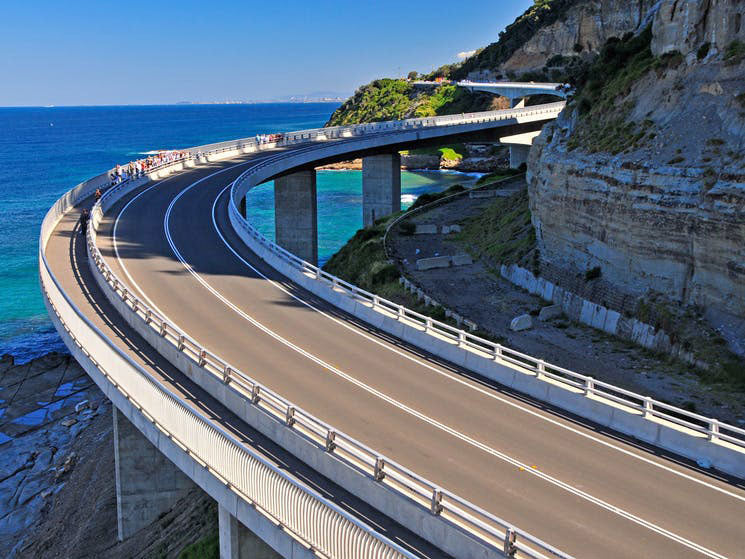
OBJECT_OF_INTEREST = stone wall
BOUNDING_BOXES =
[500,263,702,365]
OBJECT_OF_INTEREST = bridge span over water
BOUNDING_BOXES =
[40,101,745,559]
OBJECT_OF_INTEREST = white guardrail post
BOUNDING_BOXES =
[76,100,745,559]
[222,104,745,477]
[40,156,419,559]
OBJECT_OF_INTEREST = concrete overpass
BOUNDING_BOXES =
[40,102,745,559]
[455,81,571,167]
[455,81,572,105]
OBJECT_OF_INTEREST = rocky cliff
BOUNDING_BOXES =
[453,0,657,80]
[501,0,657,73]
[528,0,745,349]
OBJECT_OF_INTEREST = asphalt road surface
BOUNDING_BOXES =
[59,146,745,558]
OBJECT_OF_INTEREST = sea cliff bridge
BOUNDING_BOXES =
[40,84,745,559]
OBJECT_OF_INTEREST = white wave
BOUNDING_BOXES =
[400,194,417,204]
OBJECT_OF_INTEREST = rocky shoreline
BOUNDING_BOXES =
[0,352,215,558]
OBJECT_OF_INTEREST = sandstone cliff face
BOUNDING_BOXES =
[528,0,745,330]
[502,0,657,72]
[652,0,745,58]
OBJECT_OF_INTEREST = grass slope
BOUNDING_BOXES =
[326,81,499,126]
[455,189,536,267]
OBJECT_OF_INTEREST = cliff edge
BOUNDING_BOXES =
[528,0,745,353]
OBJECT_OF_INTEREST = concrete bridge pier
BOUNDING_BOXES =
[274,170,318,265]
[113,408,196,541]
[219,505,281,559]
[510,97,526,108]
[509,145,531,169]
[362,153,401,227]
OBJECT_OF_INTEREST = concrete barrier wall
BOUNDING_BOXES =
[229,209,745,480]
[90,198,508,559]
[42,292,316,559]
[500,263,701,365]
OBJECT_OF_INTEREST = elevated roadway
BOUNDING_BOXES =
[94,132,745,557]
[42,169,443,559]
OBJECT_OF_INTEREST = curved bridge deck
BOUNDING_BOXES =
[44,185,447,558]
[87,145,745,558]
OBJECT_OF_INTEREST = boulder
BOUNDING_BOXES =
[451,254,473,267]
[416,256,451,270]
[510,314,533,332]
[538,304,562,321]
[414,224,438,234]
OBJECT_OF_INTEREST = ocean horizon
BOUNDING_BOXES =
[0,103,478,363]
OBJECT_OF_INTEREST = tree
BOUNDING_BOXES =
[407,71,418,80]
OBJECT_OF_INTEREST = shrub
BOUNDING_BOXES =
[584,266,602,281]
[398,221,415,236]
[724,40,745,65]
[655,50,684,71]
[370,262,399,286]
[696,42,711,60]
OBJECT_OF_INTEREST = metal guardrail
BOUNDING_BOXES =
[41,160,415,559]
[82,102,745,558]
[225,114,745,452]
[84,107,575,559]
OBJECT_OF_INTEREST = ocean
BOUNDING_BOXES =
[0,104,479,362]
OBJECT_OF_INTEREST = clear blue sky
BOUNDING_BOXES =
[0,0,534,106]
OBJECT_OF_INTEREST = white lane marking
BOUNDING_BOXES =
[161,179,727,558]
[113,184,175,322]
[110,153,744,507]
[214,186,745,506]
[112,160,256,333]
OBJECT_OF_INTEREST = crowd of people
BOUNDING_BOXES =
[80,150,192,238]
[255,133,283,145]
[108,150,191,186]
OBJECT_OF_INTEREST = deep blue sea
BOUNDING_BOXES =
[0,104,479,363]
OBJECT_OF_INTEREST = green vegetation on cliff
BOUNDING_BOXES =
[452,0,582,80]
[455,189,536,267]
[565,26,680,154]
[179,533,218,559]
[322,215,454,324]
[323,218,399,292]
[325,81,497,126]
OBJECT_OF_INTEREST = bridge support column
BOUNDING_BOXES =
[113,408,195,541]
[509,145,531,169]
[219,505,281,559]
[274,170,317,265]
[362,153,401,227]
[510,97,526,108]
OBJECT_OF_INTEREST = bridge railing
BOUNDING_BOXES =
[230,183,745,449]
[226,114,745,454]
[42,161,418,559]
[84,107,575,559]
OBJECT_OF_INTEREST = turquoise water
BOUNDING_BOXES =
[0,104,478,362]
[247,169,478,265]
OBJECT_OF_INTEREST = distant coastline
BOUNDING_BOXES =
[0,100,345,109]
